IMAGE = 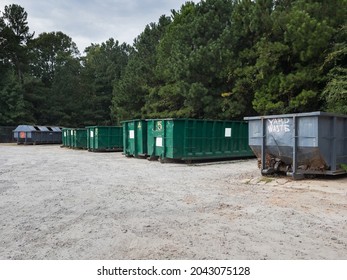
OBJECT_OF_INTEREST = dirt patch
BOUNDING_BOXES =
[0,144,346,259]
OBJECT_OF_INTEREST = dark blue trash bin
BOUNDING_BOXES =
[13,125,62,145]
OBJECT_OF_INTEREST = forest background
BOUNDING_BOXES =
[0,0,346,127]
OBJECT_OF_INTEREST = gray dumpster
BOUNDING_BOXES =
[244,112,347,179]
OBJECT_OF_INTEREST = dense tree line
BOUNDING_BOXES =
[1,0,346,127]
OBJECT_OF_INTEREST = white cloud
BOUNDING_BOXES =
[0,0,196,53]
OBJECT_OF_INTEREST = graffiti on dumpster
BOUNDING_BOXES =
[267,118,291,133]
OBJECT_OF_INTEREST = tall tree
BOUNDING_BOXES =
[0,69,29,125]
[25,31,81,126]
[83,38,130,125]
[0,4,34,124]
[0,4,33,84]
[29,31,79,86]
[150,0,235,119]
[221,0,273,118]
[50,54,85,126]
[228,0,340,115]
[321,25,347,114]
[112,15,171,122]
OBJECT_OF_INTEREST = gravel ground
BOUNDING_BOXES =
[0,144,346,260]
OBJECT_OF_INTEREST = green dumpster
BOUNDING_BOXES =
[146,118,254,161]
[61,128,74,147]
[72,128,87,149]
[65,128,74,148]
[122,120,147,157]
[61,128,68,147]
[86,126,123,152]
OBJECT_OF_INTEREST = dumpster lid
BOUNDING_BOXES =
[120,119,144,124]
[13,125,63,132]
[244,111,347,121]
[145,118,248,124]
[13,125,47,132]
[49,127,62,132]
[122,118,246,123]
[85,125,121,128]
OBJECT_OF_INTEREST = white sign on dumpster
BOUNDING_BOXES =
[225,128,232,137]
[156,137,163,147]
[90,131,94,138]
[129,130,134,139]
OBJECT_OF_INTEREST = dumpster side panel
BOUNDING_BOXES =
[61,128,68,146]
[298,116,318,147]
[266,117,293,147]
[71,129,76,148]
[148,119,181,158]
[123,122,134,156]
[86,127,91,149]
[180,119,253,160]
[147,120,163,158]
[68,129,74,147]
[65,129,70,147]
[147,120,153,156]
[91,126,123,151]
[122,120,147,157]
[318,115,347,171]
[115,126,124,149]
[165,120,175,158]
[135,121,147,156]
[173,120,185,158]
[89,127,96,150]
[147,119,253,161]
[106,126,123,150]
[248,119,262,159]
[13,125,32,144]
[45,126,61,144]
[74,128,87,149]
[53,127,62,143]
[94,127,100,149]
[337,117,347,166]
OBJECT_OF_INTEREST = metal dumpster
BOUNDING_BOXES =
[61,128,68,147]
[122,120,147,157]
[71,128,87,149]
[13,125,62,145]
[244,111,347,179]
[146,118,254,161]
[48,126,63,143]
[86,126,123,152]
[65,128,74,148]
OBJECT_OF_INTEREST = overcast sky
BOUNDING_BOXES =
[0,0,196,53]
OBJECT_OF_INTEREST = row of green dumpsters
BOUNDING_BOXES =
[62,119,254,161]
